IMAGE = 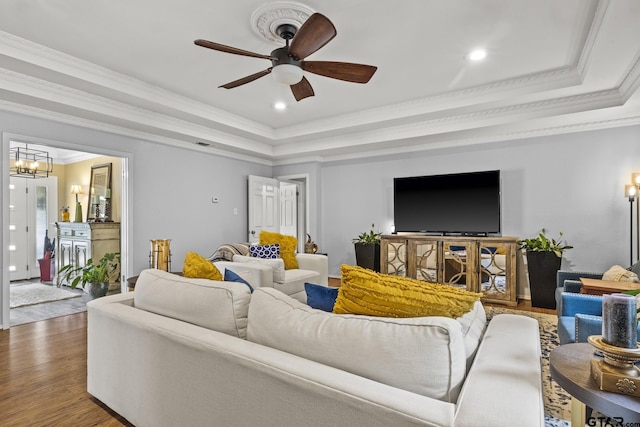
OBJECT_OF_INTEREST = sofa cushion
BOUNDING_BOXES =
[305,282,339,312]
[182,251,222,281]
[334,265,482,318]
[232,254,285,284]
[134,269,251,338]
[247,287,470,402]
[224,268,254,293]
[259,230,298,270]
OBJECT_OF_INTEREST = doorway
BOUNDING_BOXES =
[4,140,128,328]
[247,174,308,252]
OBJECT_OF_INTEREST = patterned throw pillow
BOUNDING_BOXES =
[334,264,482,318]
[249,244,280,259]
[182,252,222,281]
[259,231,298,270]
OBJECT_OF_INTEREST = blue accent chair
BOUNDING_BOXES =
[556,269,640,344]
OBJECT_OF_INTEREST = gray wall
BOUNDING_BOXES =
[318,126,640,282]
[1,110,270,326]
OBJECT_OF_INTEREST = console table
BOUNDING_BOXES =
[380,234,517,306]
[55,222,121,291]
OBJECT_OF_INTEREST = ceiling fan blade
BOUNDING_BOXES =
[290,77,315,101]
[288,13,337,60]
[302,61,377,83]
[219,68,272,89]
[194,39,277,61]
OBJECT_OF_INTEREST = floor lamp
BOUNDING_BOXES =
[626,185,637,266]
[633,173,640,263]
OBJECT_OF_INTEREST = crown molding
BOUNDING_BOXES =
[0,99,274,166]
[0,30,275,140]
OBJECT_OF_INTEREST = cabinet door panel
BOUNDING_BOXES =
[442,241,475,290]
[381,238,407,277]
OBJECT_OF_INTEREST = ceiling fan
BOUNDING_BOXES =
[194,13,377,102]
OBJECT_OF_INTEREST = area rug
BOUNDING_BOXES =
[486,307,571,427]
[10,283,81,308]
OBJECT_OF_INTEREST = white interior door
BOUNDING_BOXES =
[9,176,58,281]
[247,175,280,243]
[9,179,28,280]
[280,182,298,239]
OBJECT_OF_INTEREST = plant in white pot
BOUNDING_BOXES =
[518,229,573,309]
[353,223,382,272]
[59,252,121,299]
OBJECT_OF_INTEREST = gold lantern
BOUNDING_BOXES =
[150,239,172,272]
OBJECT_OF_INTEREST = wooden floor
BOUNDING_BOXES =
[0,284,554,426]
[0,312,132,427]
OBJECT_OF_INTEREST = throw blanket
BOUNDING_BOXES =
[209,243,250,262]
[602,265,640,283]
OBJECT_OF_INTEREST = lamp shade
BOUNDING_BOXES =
[70,185,84,195]
[272,64,304,85]
[625,184,637,199]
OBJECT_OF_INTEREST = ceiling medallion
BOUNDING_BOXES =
[250,2,315,44]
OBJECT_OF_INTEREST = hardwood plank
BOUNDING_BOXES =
[0,312,132,427]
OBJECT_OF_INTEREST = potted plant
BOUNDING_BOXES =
[353,223,382,272]
[518,229,573,309]
[59,252,121,299]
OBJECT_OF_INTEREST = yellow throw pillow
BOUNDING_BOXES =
[334,265,482,318]
[182,252,222,281]
[259,231,298,270]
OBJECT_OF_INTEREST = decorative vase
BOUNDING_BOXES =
[61,208,70,222]
[87,282,109,299]
[526,250,562,309]
[355,243,381,272]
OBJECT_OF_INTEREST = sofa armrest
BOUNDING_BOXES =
[560,292,603,317]
[295,254,328,286]
[575,313,605,343]
[556,270,602,288]
[454,314,544,427]
[215,260,274,288]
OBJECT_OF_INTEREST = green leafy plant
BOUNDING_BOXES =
[517,229,573,258]
[352,223,382,245]
[59,252,120,289]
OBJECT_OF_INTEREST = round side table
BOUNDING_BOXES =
[550,343,640,425]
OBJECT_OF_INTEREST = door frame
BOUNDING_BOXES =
[277,173,310,254]
[1,133,131,329]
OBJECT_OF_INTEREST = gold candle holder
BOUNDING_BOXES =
[149,239,172,272]
[588,335,640,396]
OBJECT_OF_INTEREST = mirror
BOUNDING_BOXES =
[87,163,112,222]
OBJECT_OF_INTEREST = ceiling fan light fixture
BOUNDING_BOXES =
[468,48,487,61]
[272,64,304,85]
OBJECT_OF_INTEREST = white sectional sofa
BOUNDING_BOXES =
[87,269,544,427]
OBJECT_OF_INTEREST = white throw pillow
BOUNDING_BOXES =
[134,269,251,338]
[232,254,286,284]
[247,287,468,402]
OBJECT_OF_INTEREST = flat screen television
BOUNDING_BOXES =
[393,170,501,235]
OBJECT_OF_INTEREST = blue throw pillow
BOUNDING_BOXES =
[224,269,254,293]
[305,282,339,312]
[249,243,280,259]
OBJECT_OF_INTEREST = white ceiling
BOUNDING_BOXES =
[1,0,639,164]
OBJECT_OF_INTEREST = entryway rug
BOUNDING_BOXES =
[10,283,81,308]
[486,307,570,427]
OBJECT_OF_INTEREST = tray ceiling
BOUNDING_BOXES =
[1,0,639,164]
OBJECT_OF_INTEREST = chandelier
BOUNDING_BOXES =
[9,145,53,178]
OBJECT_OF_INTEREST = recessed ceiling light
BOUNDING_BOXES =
[274,102,287,111]
[468,49,487,61]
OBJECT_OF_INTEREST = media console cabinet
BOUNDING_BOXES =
[380,234,517,306]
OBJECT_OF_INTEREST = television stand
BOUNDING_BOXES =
[380,234,517,306]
